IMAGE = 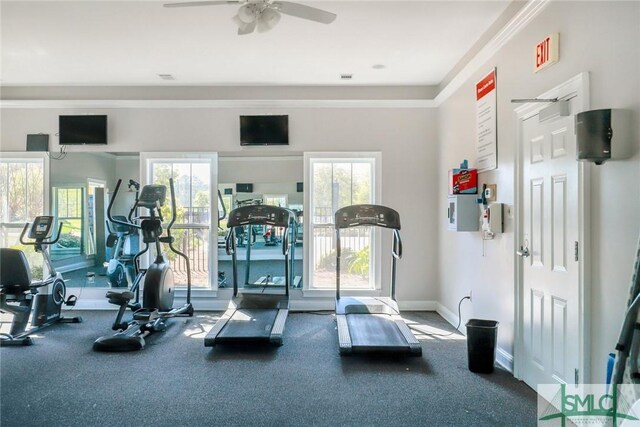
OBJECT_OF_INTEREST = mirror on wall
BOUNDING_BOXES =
[48,152,140,289]
[217,155,303,290]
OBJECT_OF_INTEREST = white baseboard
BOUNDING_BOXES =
[436,301,466,335]
[398,300,437,311]
[58,259,94,274]
[496,347,514,373]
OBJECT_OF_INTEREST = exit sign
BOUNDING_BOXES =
[534,33,559,72]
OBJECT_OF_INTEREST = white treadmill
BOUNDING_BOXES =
[335,204,422,356]
[205,205,294,347]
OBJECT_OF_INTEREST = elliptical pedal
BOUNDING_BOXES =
[133,308,159,322]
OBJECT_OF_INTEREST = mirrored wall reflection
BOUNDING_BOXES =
[48,153,140,288]
[217,156,303,291]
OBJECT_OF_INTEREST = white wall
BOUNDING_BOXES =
[1,107,439,304]
[437,1,640,382]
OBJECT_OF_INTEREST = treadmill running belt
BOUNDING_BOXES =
[347,314,409,349]
[217,309,278,340]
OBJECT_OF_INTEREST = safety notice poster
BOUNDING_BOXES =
[476,68,497,172]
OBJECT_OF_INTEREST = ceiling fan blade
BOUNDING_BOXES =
[164,1,239,8]
[237,19,257,35]
[272,1,336,24]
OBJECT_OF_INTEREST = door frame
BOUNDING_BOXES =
[513,72,591,384]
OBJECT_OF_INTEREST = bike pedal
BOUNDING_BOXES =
[66,295,78,306]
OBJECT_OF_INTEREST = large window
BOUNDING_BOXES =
[0,157,45,246]
[306,154,380,291]
[147,154,216,289]
[0,155,47,276]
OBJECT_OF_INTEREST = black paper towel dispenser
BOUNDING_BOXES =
[576,109,630,165]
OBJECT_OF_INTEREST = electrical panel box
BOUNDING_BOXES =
[447,195,479,232]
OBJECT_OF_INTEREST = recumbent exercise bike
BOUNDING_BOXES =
[0,216,82,346]
[93,178,193,352]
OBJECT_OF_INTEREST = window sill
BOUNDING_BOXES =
[301,288,382,298]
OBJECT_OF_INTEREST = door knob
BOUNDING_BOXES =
[517,246,530,258]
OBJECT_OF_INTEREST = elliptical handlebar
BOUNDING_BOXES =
[165,178,192,303]
[166,178,178,230]
[108,179,141,230]
[218,190,227,223]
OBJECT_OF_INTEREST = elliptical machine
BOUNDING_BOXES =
[105,216,137,288]
[0,216,82,346]
[93,178,193,352]
[105,180,139,288]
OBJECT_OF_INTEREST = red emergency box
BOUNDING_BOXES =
[449,168,478,194]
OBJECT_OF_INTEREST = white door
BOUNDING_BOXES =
[520,98,581,388]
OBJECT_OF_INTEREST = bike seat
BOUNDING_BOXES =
[105,291,134,305]
[133,308,159,322]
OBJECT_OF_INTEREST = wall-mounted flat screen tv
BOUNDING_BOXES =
[59,115,107,145]
[240,115,288,146]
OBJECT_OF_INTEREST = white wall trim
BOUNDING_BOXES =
[56,259,93,274]
[398,300,437,311]
[436,301,466,334]
[434,0,550,106]
[0,99,437,110]
[496,347,514,373]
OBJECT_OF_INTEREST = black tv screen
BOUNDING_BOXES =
[59,115,107,145]
[240,115,288,146]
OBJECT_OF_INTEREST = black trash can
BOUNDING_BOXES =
[466,319,499,373]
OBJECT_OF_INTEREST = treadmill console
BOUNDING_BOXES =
[28,216,54,239]
[138,185,167,209]
[228,205,293,228]
[335,205,401,230]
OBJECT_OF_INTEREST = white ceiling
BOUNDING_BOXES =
[1,0,511,86]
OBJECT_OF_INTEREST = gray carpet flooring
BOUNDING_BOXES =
[1,311,536,426]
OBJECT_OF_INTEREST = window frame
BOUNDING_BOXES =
[262,193,288,208]
[0,153,49,247]
[51,185,85,256]
[141,152,218,295]
[303,152,382,296]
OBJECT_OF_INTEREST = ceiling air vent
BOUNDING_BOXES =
[340,74,353,80]
[157,74,175,81]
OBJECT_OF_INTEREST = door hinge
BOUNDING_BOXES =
[574,241,579,262]
[575,368,579,386]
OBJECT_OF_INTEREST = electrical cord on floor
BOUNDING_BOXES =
[409,295,471,337]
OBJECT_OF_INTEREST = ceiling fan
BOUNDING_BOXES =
[164,0,337,35]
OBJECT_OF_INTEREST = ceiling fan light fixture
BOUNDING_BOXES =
[237,4,258,24]
[257,8,281,33]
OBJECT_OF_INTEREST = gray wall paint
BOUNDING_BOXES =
[50,153,116,188]
[1,108,439,303]
[437,1,640,382]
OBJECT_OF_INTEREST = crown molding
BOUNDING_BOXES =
[434,0,551,106]
[0,98,436,109]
